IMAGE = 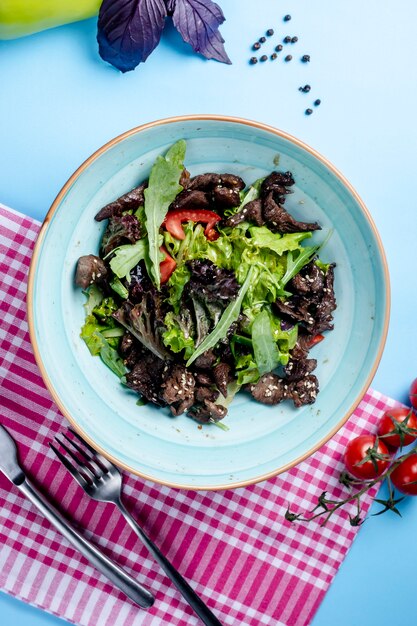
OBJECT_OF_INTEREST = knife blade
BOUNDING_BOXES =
[0,422,154,609]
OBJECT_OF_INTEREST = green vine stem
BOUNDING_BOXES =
[286,443,417,527]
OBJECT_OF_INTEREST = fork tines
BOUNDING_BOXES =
[49,429,111,486]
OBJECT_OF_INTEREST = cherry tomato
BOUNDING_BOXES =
[391,454,417,495]
[344,435,391,480]
[163,209,221,241]
[377,407,417,448]
[159,246,176,284]
[410,378,417,411]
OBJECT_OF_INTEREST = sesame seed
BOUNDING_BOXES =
[275,44,283,52]
[291,36,298,43]
[260,54,268,62]
[285,55,293,62]
[301,54,311,63]
[305,108,313,115]
[252,42,261,51]
[266,29,274,36]
[284,15,291,22]
[249,57,258,65]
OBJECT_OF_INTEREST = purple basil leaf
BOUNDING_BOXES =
[172,0,231,64]
[98,0,167,72]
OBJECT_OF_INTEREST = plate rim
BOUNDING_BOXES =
[27,114,391,490]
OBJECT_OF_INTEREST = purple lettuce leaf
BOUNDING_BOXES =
[172,0,231,64]
[97,0,168,72]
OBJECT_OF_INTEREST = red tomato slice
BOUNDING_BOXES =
[159,246,176,284]
[307,333,325,348]
[163,209,221,240]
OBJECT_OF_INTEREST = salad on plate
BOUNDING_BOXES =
[75,140,336,427]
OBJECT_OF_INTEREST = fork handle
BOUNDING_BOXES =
[17,478,154,609]
[115,499,223,626]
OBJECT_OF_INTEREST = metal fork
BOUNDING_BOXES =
[50,429,223,626]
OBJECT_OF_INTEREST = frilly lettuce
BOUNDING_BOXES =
[80,288,126,378]
[162,310,195,359]
[166,264,191,314]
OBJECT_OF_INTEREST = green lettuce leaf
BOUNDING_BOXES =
[166,264,191,313]
[251,309,282,376]
[234,353,260,385]
[97,334,127,378]
[223,176,265,217]
[163,229,183,258]
[162,310,195,359]
[144,140,186,288]
[92,296,118,322]
[279,244,321,287]
[248,226,311,256]
[186,266,255,367]
[109,239,147,282]
[81,292,122,356]
[110,276,129,299]
[82,284,103,315]
[270,315,298,351]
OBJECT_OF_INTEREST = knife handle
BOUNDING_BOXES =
[18,478,154,609]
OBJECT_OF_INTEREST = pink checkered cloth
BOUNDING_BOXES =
[0,203,398,626]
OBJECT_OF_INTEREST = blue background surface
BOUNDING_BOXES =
[1,1,416,624]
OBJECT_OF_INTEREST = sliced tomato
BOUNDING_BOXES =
[159,246,176,284]
[163,209,221,241]
[307,333,325,348]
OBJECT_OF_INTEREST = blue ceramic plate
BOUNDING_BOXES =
[28,116,389,490]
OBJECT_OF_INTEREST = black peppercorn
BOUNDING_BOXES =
[314,99,321,106]
[270,53,278,60]
[301,54,311,63]
[252,42,261,51]
[299,84,311,93]
[285,55,292,62]
[275,44,283,52]
[291,36,298,43]
[260,54,268,62]
[259,36,266,44]
[284,14,291,21]
[283,36,292,43]
[305,108,313,115]
[250,57,258,65]
[266,29,274,36]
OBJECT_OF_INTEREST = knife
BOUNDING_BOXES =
[0,422,154,609]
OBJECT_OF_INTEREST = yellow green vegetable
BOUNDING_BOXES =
[0,0,100,40]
